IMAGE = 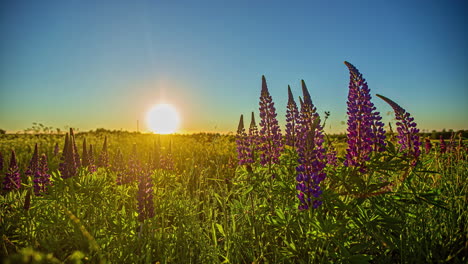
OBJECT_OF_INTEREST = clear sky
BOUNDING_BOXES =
[1,0,467,134]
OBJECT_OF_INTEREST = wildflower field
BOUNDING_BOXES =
[1,62,467,263]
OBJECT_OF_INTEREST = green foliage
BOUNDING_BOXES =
[0,133,467,263]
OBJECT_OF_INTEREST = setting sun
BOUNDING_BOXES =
[146,104,180,134]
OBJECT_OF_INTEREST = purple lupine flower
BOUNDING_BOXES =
[3,150,21,191]
[54,143,59,157]
[25,144,39,178]
[235,114,249,165]
[424,138,432,154]
[376,94,421,161]
[326,145,338,167]
[87,144,96,172]
[70,128,81,168]
[59,134,77,179]
[114,149,126,185]
[295,80,327,210]
[137,172,155,222]
[33,154,51,195]
[285,85,300,147]
[344,61,386,172]
[439,135,447,154]
[258,76,283,166]
[98,136,109,168]
[245,112,259,164]
[82,138,89,168]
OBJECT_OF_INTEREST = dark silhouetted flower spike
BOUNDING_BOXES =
[59,134,77,179]
[285,85,300,147]
[376,94,421,161]
[3,150,21,191]
[236,114,249,165]
[244,112,259,164]
[258,76,283,166]
[98,137,109,168]
[137,172,155,222]
[424,137,432,154]
[54,143,59,157]
[344,62,386,172]
[33,154,51,195]
[25,143,39,178]
[70,128,81,168]
[295,80,327,210]
[82,138,89,168]
[88,144,96,172]
[439,136,447,154]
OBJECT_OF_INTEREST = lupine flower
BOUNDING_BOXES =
[98,137,109,168]
[258,76,283,166]
[25,144,39,177]
[127,144,142,182]
[160,141,175,171]
[59,134,77,179]
[87,144,96,172]
[245,112,259,164]
[285,85,300,147]
[376,94,421,161]
[113,148,126,185]
[70,128,81,168]
[54,143,59,157]
[137,172,155,222]
[424,138,432,154]
[33,154,51,195]
[295,80,327,210]
[3,150,21,191]
[82,138,89,168]
[344,61,386,172]
[235,114,249,165]
[439,135,447,154]
[326,145,338,167]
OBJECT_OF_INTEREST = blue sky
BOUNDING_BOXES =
[1,0,467,133]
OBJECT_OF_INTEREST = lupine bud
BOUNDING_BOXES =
[88,144,96,172]
[0,151,3,171]
[285,85,300,147]
[246,112,259,164]
[439,135,447,154]
[258,76,283,166]
[376,94,421,162]
[25,143,39,177]
[54,143,59,157]
[114,148,126,185]
[3,150,21,191]
[424,138,432,154]
[344,62,386,172]
[59,134,77,178]
[70,128,81,168]
[82,138,89,168]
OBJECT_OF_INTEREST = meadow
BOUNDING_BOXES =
[1,62,467,263]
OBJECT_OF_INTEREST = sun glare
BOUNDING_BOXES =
[146,104,180,134]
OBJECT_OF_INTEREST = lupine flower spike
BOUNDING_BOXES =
[344,61,386,172]
[98,137,109,168]
[59,134,77,179]
[25,143,39,178]
[246,112,259,164]
[0,151,3,171]
[88,144,96,172]
[295,80,327,210]
[236,114,249,165]
[153,138,161,169]
[3,150,21,191]
[70,128,81,168]
[54,143,59,157]
[137,172,155,222]
[376,94,421,162]
[82,138,89,168]
[439,136,447,154]
[424,137,432,154]
[33,154,51,195]
[285,85,300,147]
[258,76,283,166]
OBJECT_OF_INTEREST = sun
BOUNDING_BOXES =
[146,104,180,134]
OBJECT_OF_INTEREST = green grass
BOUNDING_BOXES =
[1,132,467,263]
